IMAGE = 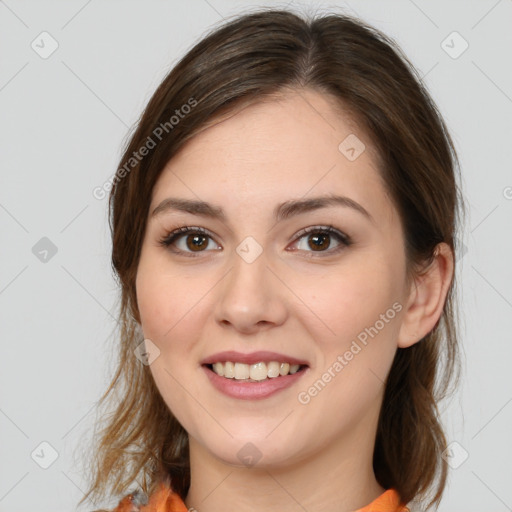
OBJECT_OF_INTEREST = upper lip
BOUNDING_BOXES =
[200,351,309,366]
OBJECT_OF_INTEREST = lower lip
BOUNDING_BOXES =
[202,365,309,400]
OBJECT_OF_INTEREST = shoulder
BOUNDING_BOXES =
[110,490,147,512]
[110,481,188,512]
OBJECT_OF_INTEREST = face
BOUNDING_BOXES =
[135,89,411,469]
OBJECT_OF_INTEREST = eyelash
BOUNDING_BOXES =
[158,225,352,258]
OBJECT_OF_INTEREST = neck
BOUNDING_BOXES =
[184,402,385,512]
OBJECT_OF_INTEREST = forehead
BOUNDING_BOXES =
[151,89,393,224]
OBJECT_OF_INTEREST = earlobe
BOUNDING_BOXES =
[397,243,454,349]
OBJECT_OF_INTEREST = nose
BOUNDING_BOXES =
[213,244,288,335]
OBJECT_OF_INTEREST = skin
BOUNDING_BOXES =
[135,88,454,512]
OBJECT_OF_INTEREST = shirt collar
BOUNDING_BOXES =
[115,481,409,512]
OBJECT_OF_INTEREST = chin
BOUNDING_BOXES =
[204,436,300,470]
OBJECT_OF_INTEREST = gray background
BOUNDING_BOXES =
[1,0,511,511]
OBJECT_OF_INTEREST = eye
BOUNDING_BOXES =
[288,225,352,257]
[158,226,220,257]
[158,225,352,258]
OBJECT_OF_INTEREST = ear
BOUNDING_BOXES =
[397,242,454,349]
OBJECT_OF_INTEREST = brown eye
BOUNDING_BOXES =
[159,225,351,258]
[159,226,219,257]
[290,225,352,256]
[307,232,331,251]
[186,234,209,251]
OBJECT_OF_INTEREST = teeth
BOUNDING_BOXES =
[212,362,225,377]
[210,361,303,380]
[235,362,250,380]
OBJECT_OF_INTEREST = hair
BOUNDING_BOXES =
[79,6,465,511]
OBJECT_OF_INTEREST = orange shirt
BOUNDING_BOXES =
[113,481,410,512]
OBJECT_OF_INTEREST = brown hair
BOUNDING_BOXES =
[79,7,465,511]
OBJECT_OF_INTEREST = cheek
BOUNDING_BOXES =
[136,248,188,331]
[136,271,170,336]
[299,275,402,423]
[135,259,206,423]
[135,254,216,357]
[297,258,404,398]
[300,257,402,336]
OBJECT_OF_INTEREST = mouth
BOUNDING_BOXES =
[203,362,309,382]
[202,362,310,400]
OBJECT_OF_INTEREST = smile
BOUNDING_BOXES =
[202,363,309,400]
[209,361,305,380]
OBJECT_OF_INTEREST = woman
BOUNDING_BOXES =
[81,7,465,512]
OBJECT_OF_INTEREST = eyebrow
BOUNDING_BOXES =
[151,194,374,224]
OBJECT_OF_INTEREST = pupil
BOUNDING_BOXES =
[309,233,329,250]
[188,235,207,251]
